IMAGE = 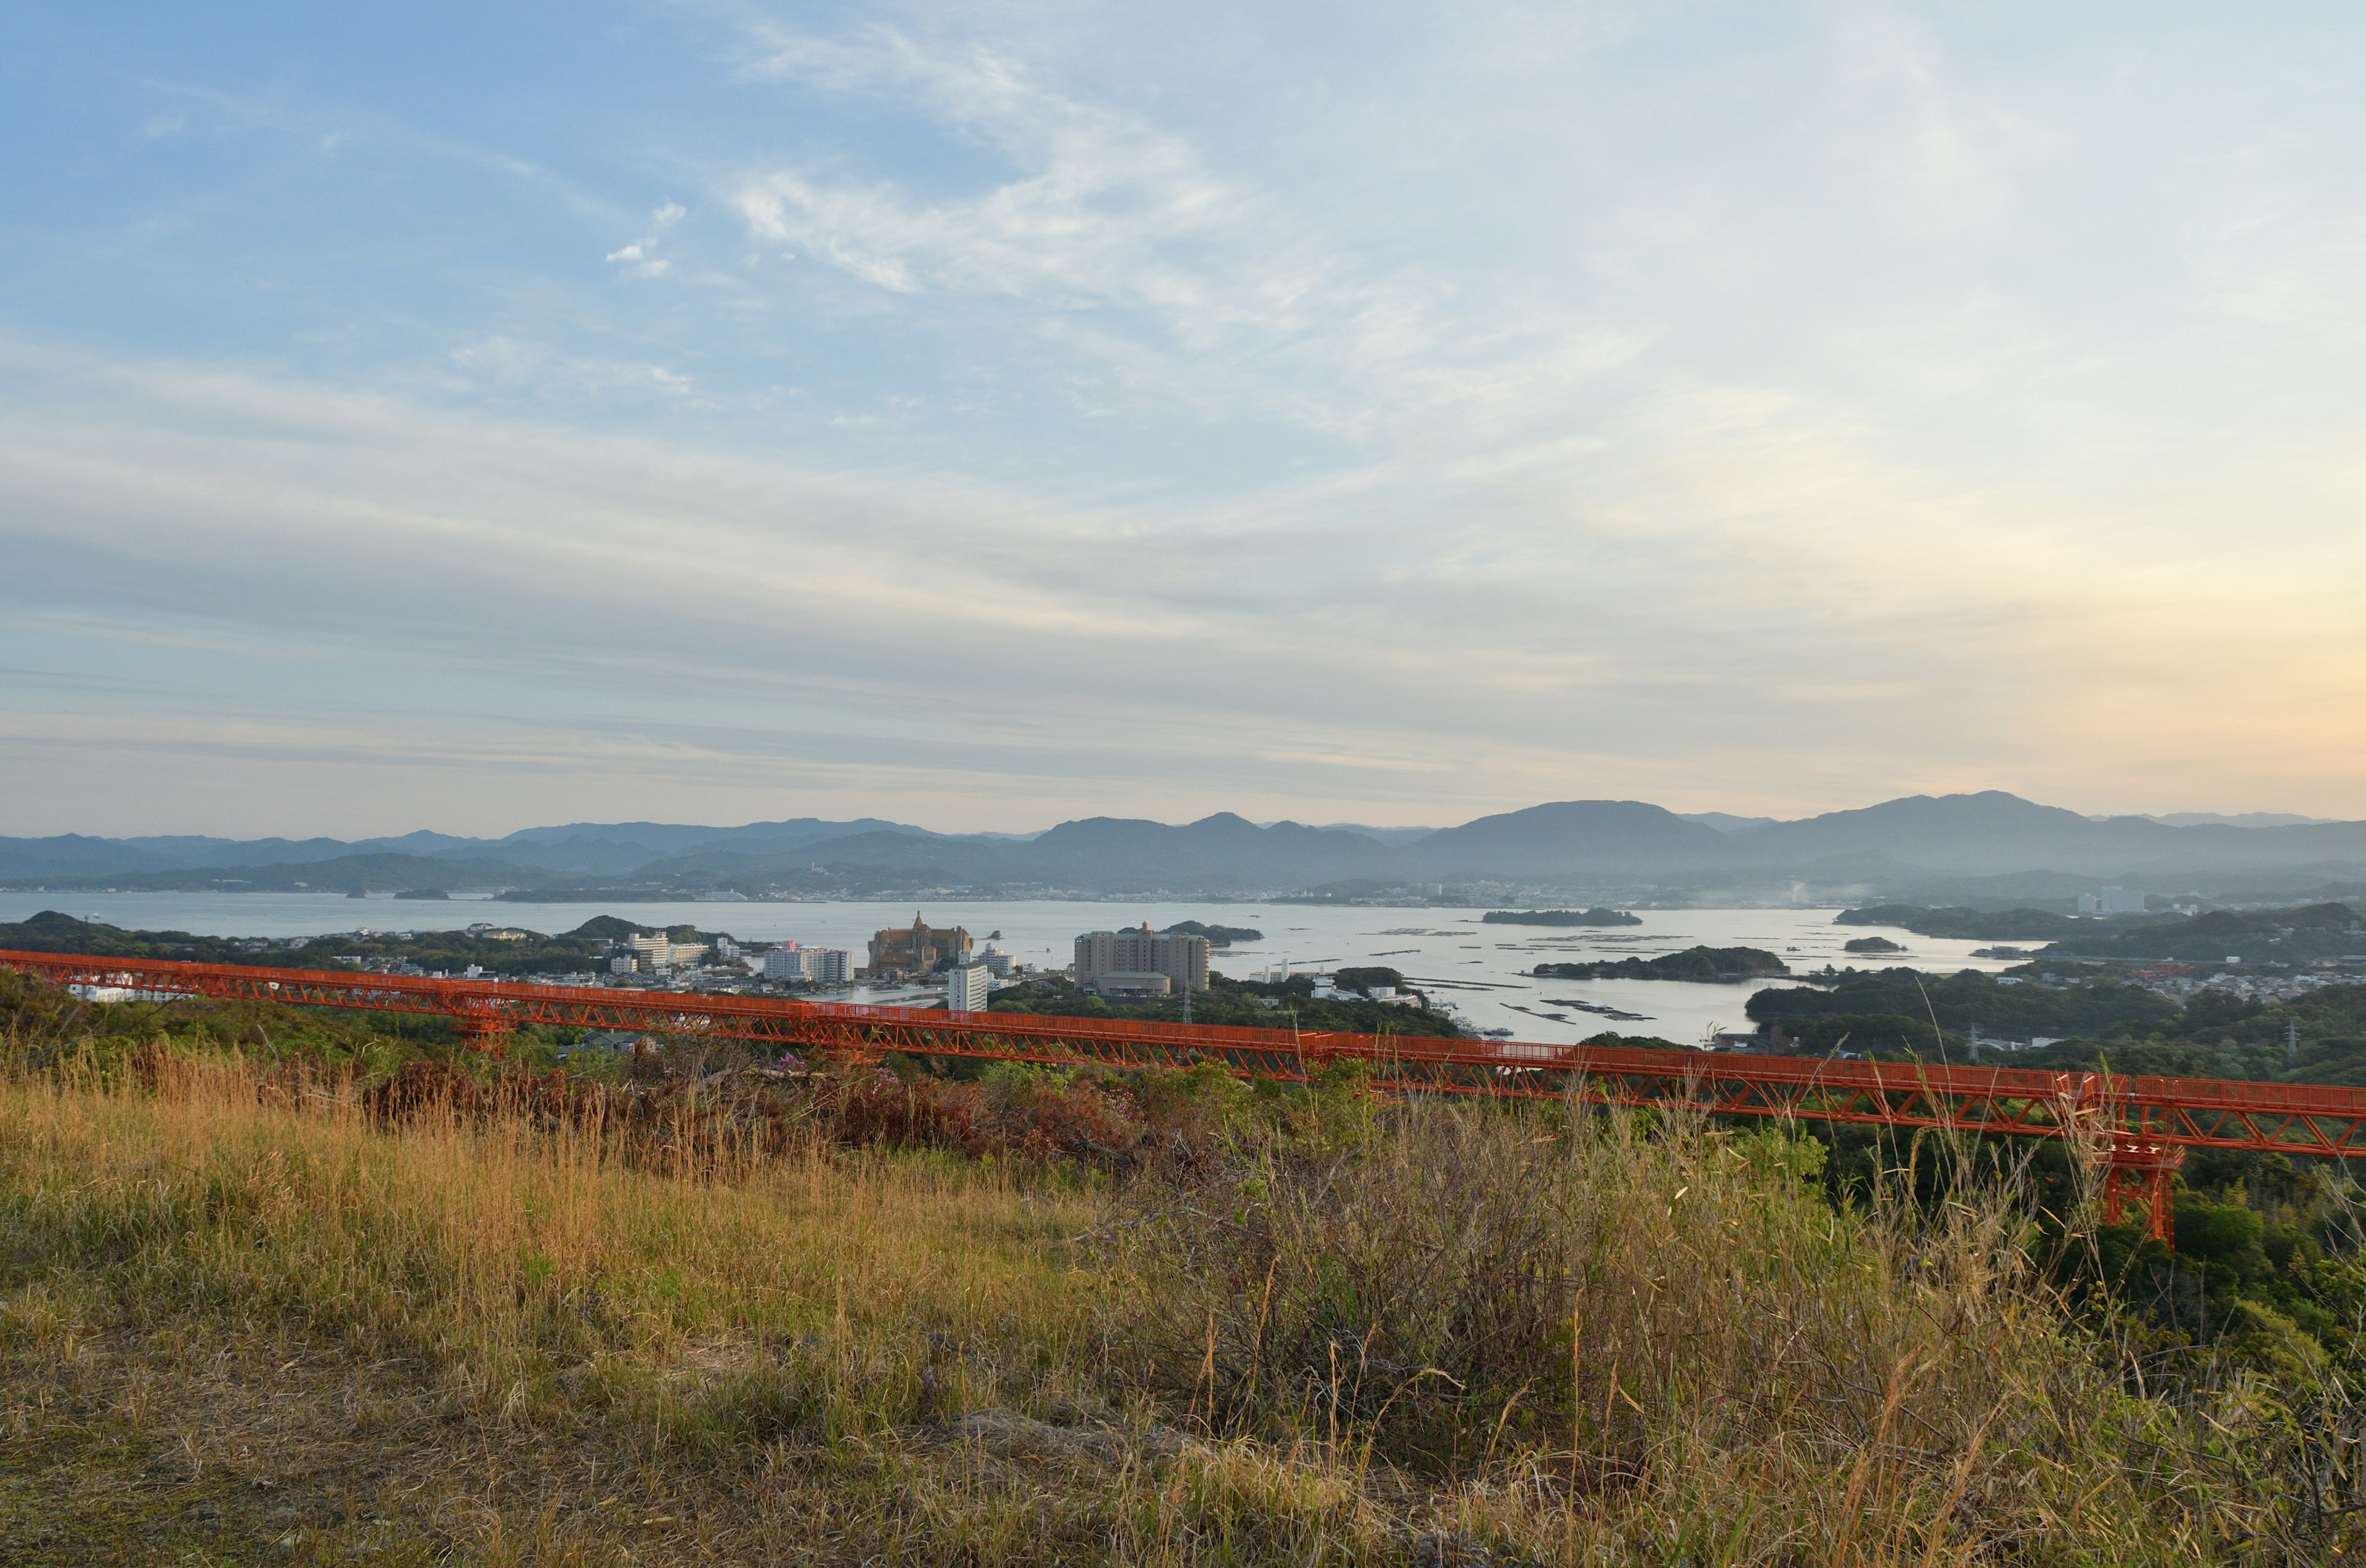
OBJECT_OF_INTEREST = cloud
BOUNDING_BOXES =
[8,4,2366,832]
[2,335,2360,833]
[720,24,1628,451]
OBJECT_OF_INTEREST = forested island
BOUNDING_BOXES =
[1836,904,2084,941]
[1837,900,2364,964]
[986,971,1460,1038]
[1157,919,1262,945]
[1481,908,1642,927]
[0,910,712,981]
[1533,945,1789,981]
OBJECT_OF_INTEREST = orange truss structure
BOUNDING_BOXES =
[14,948,2362,1248]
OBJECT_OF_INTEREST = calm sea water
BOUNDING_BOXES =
[0,892,2004,1049]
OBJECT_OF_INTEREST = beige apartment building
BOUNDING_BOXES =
[1074,923,1210,994]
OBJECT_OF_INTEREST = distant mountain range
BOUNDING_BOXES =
[4,792,2363,904]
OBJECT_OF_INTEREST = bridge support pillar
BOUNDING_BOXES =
[2100,1140,2183,1248]
[453,1009,514,1054]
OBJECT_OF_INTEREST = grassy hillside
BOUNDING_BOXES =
[1,970,2358,1562]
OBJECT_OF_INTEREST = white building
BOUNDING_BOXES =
[2080,887,2147,915]
[629,933,708,969]
[946,961,993,1012]
[765,946,852,983]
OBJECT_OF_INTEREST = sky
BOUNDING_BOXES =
[3,1,2363,839]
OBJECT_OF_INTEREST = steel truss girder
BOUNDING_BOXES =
[11,949,2366,1173]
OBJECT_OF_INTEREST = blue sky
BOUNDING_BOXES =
[3,2,2363,837]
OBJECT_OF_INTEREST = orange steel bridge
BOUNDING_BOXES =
[13,947,2366,1246]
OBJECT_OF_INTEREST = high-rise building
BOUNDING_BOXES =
[946,961,993,1012]
[1075,924,1209,993]
[867,912,973,976]
[765,945,853,983]
[630,933,708,969]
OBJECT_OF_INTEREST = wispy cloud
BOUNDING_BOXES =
[4,3,2364,831]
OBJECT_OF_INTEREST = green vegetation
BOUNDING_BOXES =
[0,909,733,981]
[1739,964,2366,1379]
[1837,900,2366,966]
[988,973,1463,1038]
[2044,901,2364,964]
[1533,944,1789,981]
[1746,965,2179,1044]
[1479,908,1641,927]
[2,969,2360,1561]
[1743,965,2366,1087]
[1837,904,2086,940]
[1842,935,1903,953]
[1158,920,1262,945]
[2009,981,2366,1087]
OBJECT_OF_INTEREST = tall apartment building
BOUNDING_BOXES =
[867,912,974,977]
[764,945,852,983]
[1075,923,1209,994]
[946,961,993,1012]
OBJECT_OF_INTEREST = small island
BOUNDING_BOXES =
[1532,945,1790,981]
[1481,908,1643,927]
[1843,936,1904,954]
[1160,920,1262,946]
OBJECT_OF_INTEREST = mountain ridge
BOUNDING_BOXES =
[6,793,2364,899]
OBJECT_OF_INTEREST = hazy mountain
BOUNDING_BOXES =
[2139,811,2332,829]
[1680,812,1780,834]
[1016,814,1392,887]
[25,853,561,894]
[1299,822,1439,847]
[638,831,1013,883]
[496,818,932,855]
[0,832,420,879]
[9,792,2366,898]
[1726,794,2366,879]
[1397,800,1733,877]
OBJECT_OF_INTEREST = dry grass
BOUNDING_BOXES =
[0,1046,2344,1563]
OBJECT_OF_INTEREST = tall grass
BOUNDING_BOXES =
[1106,1099,2288,1561]
[0,1035,2348,1562]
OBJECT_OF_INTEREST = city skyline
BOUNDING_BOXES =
[6,2,2364,839]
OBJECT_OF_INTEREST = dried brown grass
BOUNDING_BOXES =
[0,1046,2343,1563]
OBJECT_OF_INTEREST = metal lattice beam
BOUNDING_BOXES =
[10,946,2361,1244]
